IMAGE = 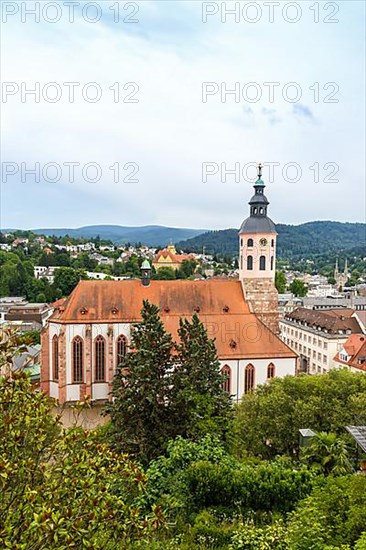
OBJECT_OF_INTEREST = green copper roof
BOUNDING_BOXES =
[255,177,265,186]
[141,259,151,269]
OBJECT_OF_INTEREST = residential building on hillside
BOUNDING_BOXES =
[152,244,195,272]
[90,253,114,266]
[34,266,57,283]
[333,334,366,373]
[40,165,297,425]
[280,307,363,375]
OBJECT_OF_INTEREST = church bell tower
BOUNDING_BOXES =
[239,164,279,333]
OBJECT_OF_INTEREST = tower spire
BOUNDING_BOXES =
[257,162,263,179]
[334,258,339,278]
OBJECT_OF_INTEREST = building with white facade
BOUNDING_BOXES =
[280,307,363,375]
[34,266,57,283]
[40,166,297,421]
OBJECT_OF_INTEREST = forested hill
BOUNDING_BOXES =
[3,225,206,247]
[177,221,366,259]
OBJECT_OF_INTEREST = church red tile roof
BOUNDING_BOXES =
[50,279,296,360]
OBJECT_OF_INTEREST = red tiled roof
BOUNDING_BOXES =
[49,279,296,360]
[354,311,366,331]
[334,334,366,372]
[286,307,361,334]
[52,298,67,309]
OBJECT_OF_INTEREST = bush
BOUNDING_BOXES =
[230,520,288,549]
[286,475,366,549]
[192,510,235,548]
[182,459,315,515]
[147,437,315,522]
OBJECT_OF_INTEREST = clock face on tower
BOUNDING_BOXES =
[259,238,268,247]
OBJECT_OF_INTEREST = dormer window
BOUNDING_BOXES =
[229,339,237,349]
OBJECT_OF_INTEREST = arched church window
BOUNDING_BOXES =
[271,256,274,270]
[259,207,263,215]
[240,238,243,247]
[244,364,255,393]
[221,365,231,394]
[52,335,59,381]
[72,336,84,383]
[95,335,106,382]
[267,363,275,379]
[253,208,257,214]
[240,256,243,270]
[247,238,253,247]
[271,239,274,247]
[116,335,128,368]
[259,256,266,270]
[247,255,253,270]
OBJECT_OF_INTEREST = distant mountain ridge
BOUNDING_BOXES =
[2,225,207,247]
[2,222,365,257]
[177,221,366,258]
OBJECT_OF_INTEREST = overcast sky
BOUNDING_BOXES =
[1,0,365,230]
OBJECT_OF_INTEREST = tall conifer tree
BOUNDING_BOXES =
[107,300,175,463]
[172,314,233,441]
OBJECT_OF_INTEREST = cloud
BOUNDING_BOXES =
[261,108,282,126]
[1,0,365,228]
[292,104,315,121]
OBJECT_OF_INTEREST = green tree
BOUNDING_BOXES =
[286,475,366,549]
[232,370,366,459]
[176,259,197,279]
[289,279,308,297]
[301,432,353,476]
[107,305,233,464]
[275,271,287,293]
[52,267,88,297]
[0,332,164,549]
[154,266,176,280]
[107,300,176,463]
[172,314,233,441]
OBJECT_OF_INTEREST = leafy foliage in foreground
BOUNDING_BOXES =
[146,436,316,520]
[0,372,164,549]
[2,329,366,549]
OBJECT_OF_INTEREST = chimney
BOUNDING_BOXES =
[141,260,151,287]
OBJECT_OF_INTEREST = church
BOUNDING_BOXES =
[40,166,297,419]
